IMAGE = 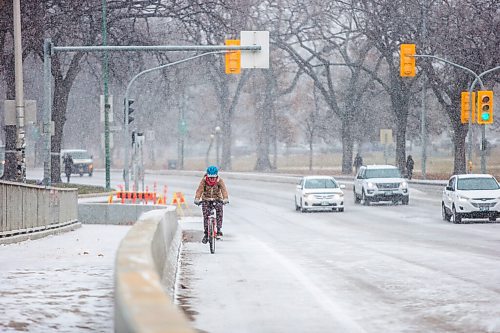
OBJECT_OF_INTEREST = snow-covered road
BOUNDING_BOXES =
[174,176,500,333]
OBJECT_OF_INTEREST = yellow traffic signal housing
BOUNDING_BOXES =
[477,90,494,125]
[400,44,416,77]
[225,39,241,74]
[461,92,476,124]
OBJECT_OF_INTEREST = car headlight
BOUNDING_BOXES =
[400,181,408,188]
[307,194,315,200]
[367,182,376,189]
[457,195,470,202]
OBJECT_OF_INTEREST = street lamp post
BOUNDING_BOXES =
[13,0,26,182]
[206,134,215,166]
[215,126,221,167]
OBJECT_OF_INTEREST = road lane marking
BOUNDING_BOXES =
[251,236,367,333]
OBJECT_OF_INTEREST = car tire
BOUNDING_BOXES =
[402,197,409,205]
[354,189,360,204]
[452,205,462,224]
[362,190,370,206]
[338,208,344,212]
[295,197,300,211]
[300,199,306,213]
[488,216,497,222]
[442,203,451,221]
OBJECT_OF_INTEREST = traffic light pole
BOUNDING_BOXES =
[412,54,487,174]
[43,42,261,188]
[123,50,234,190]
[467,66,500,173]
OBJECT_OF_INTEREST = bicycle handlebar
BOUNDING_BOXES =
[195,199,228,206]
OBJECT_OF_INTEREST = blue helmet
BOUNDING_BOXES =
[206,165,218,176]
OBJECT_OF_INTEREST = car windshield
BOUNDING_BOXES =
[304,178,338,189]
[365,168,401,178]
[457,177,500,190]
[69,151,90,159]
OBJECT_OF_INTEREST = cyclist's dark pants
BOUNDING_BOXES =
[202,201,223,233]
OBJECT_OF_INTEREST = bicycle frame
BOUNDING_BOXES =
[201,200,222,254]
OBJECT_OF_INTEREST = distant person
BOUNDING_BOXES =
[353,153,363,174]
[406,155,414,180]
[63,154,73,183]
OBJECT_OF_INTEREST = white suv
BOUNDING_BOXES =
[354,165,409,205]
[442,174,500,223]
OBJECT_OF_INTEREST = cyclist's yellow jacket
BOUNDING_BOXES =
[195,176,229,201]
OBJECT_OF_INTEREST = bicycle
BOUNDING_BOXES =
[199,200,224,254]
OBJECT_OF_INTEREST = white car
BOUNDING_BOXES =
[295,176,345,212]
[353,165,409,205]
[442,174,500,223]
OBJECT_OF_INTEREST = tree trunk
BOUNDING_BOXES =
[309,140,313,171]
[254,102,272,171]
[50,77,72,182]
[221,109,232,171]
[341,117,354,174]
[452,122,468,175]
[395,113,408,173]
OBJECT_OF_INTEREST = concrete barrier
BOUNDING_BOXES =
[78,203,170,225]
[114,207,194,333]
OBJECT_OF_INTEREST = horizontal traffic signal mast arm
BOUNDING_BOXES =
[51,45,261,52]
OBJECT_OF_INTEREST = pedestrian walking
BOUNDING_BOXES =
[406,155,414,180]
[63,154,73,183]
[353,153,363,174]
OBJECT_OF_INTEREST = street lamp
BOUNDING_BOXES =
[215,126,221,167]
[206,134,215,166]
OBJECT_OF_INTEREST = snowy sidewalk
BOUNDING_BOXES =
[0,224,130,332]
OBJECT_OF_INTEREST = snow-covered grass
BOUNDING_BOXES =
[0,224,130,332]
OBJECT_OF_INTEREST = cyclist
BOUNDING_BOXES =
[194,166,229,244]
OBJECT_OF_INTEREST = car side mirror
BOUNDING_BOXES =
[339,184,346,189]
[296,185,302,190]
[446,186,453,191]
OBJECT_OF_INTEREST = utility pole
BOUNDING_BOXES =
[102,0,111,189]
[13,0,26,182]
[420,0,427,179]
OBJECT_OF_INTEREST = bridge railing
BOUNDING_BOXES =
[0,180,78,238]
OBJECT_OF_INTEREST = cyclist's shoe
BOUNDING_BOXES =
[202,234,208,244]
[216,229,223,237]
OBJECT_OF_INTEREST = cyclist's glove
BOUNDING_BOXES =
[194,199,201,206]
[223,199,229,205]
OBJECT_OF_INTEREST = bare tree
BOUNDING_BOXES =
[423,0,500,174]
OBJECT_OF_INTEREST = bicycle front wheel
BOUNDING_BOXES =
[209,219,216,254]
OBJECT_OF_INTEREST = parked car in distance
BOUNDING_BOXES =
[61,149,94,176]
[442,174,500,223]
[295,176,345,212]
[353,165,409,205]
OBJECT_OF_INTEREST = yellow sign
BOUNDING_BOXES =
[380,129,393,145]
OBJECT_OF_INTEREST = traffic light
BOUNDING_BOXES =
[461,92,476,124]
[225,39,241,74]
[400,44,416,77]
[477,90,493,125]
[124,99,135,124]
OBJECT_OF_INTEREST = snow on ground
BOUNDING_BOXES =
[0,225,130,332]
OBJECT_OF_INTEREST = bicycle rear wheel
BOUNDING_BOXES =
[209,218,216,254]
